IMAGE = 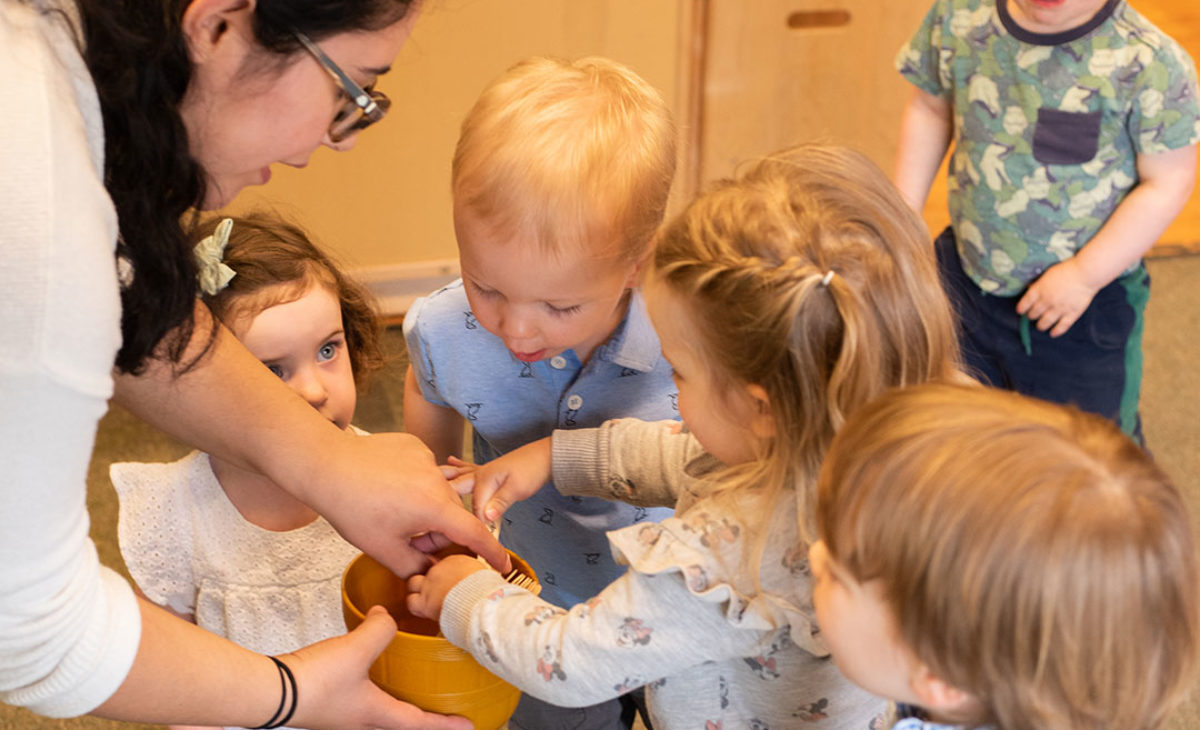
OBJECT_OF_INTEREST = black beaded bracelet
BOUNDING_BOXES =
[252,656,298,730]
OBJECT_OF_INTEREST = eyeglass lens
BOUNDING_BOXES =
[329,92,392,143]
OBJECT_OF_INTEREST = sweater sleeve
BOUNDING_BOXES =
[0,2,140,717]
[439,555,782,708]
[551,418,708,508]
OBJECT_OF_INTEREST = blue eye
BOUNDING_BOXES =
[266,364,285,379]
[318,342,339,362]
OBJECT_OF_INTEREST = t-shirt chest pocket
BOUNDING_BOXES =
[1032,107,1103,165]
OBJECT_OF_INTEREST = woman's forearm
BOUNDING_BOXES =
[94,597,282,726]
[96,598,474,730]
[112,301,341,490]
[112,301,507,577]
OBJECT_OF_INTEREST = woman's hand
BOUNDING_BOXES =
[317,431,510,577]
[284,605,473,730]
[450,438,552,524]
[96,597,473,729]
[405,555,490,621]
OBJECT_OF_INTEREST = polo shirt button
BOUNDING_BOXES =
[567,394,583,410]
[550,356,567,369]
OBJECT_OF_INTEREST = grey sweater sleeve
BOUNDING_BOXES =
[551,418,707,508]
[439,557,778,709]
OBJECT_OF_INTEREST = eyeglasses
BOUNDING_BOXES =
[294,31,391,143]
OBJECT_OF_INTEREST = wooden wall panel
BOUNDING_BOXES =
[226,0,686,270]
[699,0,929,183]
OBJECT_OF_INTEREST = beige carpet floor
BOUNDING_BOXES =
[4,254,1200,729]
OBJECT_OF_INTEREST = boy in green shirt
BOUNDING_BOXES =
[895,0,1199,441]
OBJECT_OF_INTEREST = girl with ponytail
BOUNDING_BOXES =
[406,143,963,728]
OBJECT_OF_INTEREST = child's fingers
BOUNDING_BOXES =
[463,469,500,521]
[404,575,433,618]
[482,485,520,524]
[1035,311,1058,332]
[449,471,475,497]
[1016,290,1034,315]
[405,589,429,619]
[1049,311,1079,338]
[439,461,476,480]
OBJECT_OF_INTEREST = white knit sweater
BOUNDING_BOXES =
[0,0,140,717]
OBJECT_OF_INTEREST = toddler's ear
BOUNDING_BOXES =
[624,251,654,289]
[909,663,980,721]
[744,384,775,439]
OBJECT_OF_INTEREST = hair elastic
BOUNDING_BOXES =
[820,270,835,287]
[252,656,298,729]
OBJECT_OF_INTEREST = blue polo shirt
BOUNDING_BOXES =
[404,280,678,607]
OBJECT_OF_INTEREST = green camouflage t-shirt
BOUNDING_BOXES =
[897,0,1200,295]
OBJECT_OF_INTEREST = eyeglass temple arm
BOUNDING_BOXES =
[294,32,379,115]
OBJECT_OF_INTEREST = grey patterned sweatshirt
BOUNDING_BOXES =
[438,418,886,729]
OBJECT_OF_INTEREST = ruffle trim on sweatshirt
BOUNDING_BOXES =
[607,510,827,657]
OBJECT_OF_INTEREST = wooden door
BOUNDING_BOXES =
[696,0,929,185]
[692,0,1200,253]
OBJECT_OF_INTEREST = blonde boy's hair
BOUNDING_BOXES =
[651,143,960,538]
[452,56,676,262]
[817,383,1200,730]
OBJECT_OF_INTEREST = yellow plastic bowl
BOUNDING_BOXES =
[342,550,535,730]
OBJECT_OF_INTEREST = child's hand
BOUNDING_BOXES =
[405,555,489,620]
[454,438,553,524]
[1016,259,1102,337]
[440,455,477,490]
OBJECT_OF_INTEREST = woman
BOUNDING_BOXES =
[0,1,505,728]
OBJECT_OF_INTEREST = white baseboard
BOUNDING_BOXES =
[352,258,460,318]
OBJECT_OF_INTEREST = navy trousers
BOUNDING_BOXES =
[935,227,1148,444]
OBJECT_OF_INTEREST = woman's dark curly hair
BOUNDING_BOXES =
[72,0,414,374]
[195,213,385,388]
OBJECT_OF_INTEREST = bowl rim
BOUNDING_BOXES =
[341,553,452,645]
[341,550,537,645]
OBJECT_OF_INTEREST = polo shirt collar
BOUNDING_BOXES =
[596,288,662,373]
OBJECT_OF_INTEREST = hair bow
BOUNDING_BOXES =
[193,217,237,295]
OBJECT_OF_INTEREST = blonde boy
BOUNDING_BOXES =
[810,383,1199,730]
[403,56,677,729]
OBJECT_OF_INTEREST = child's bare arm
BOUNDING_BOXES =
[404,365,466,464]
[1017,144,1197,337]
[894,87,953,213]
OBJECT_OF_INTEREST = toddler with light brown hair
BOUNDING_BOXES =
[811,382,1200,730]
